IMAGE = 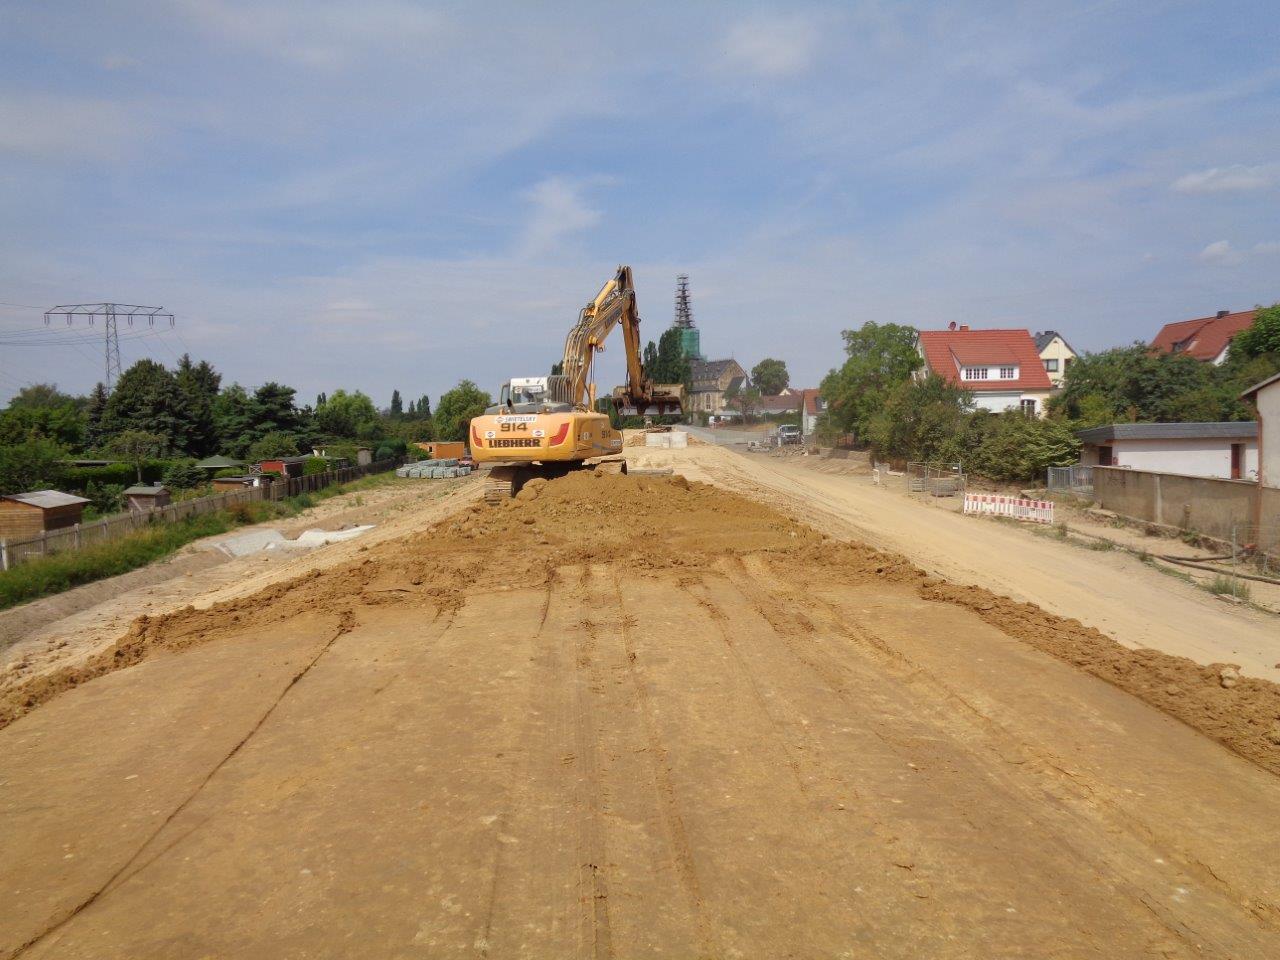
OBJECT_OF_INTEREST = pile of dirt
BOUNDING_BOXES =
[4,470,1280,781]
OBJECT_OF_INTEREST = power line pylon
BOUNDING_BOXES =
[43,303,175,389]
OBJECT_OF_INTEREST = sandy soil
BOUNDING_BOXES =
[2,464,1279,958]
[672,435,1280,680]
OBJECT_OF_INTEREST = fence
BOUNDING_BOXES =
[906,461,966,497]
[963,494,1055,524]
[1046,463,1093,496]
[0,456,403,571]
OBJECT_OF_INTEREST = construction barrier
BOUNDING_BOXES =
[963,493,1055,525]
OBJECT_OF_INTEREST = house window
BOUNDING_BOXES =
[999,366,1016,379]
[963,367,988,380]
[1020,398,1036,417]
[1044,358,1059,372]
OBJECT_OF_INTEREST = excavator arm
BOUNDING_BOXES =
[560,265,683,416]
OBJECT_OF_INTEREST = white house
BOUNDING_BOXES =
[1076,422,1258,481]
[1033,330,1078,387]
[915,325,1054,416]
[1241,371,1280,489]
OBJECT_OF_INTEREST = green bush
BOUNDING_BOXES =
[162,460,207,491]
[214,466,245,479]
[302,456,330,476]
[83,480,125,516]
[62,459,170,491]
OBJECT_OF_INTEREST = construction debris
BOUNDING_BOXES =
[396,458,472,479]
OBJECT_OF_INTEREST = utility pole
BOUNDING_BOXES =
[43,303,175,389]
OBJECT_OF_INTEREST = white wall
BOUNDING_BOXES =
[1038,336,1075,386]
[1086,437,1258,480]
[972,391,1022,413]
[1258,383,1280,488]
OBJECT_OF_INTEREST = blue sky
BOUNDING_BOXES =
[1,1,1278,406]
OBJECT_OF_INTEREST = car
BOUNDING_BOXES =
[777,425,802,445]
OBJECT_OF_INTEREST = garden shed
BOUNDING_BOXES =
[0,490,90,539]
[124,484,171,511]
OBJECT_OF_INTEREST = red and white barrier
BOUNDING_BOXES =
[963,493,1055,524]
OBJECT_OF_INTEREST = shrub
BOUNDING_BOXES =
[303,456,330,476]
[214,466,245,479]
[83,480,125,516]
[162,460,207,491]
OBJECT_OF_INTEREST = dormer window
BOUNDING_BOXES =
[999,366,1015,379]
[963,367,988,380]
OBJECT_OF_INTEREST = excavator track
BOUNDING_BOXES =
[483,465,520,504]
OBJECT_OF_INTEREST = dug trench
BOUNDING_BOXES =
[2,472,1279,958]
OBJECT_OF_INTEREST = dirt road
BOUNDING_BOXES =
[670,435,1280,679]
[2,468,1279,958]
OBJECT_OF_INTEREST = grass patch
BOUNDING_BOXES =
[0,511,247,611]
[0,471,415,611]
[1207,575,1251,601]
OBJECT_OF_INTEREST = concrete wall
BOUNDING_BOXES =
[1094,466,1257,541]
[1257,381,1280,488]
[1081,437,1257,480]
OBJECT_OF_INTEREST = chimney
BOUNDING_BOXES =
[959,324,970,332]
[1216,309,1230,319]
[948,321,957,331]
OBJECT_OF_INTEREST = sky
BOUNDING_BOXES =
[1,0,1278,407]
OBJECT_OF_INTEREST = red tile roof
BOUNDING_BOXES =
[1150,309,1257,361]
[917,328,1053,391]
[800,388,822,416]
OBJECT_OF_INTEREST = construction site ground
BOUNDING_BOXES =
[3,440,1280,958]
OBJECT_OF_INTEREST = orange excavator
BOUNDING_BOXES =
[469,265,683,502]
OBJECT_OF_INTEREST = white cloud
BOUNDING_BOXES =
[516,178,603,259]
[1198,240,1243,265]
[1173,164,1274,193]
[720,15,819,78]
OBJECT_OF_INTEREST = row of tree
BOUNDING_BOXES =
[818,306,1280,482]
[0,356,495,495]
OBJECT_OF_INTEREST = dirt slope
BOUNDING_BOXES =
[2,472,1279,958]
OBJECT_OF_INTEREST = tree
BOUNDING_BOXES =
[246,432,301,461]
[865,374,972,464]
[434,380,492,441]
[0,396,85,449]
[7,383,81,410]
[213,383,255,457]
[84,382,109,450]
[0,437,66,495]
[730,385,762,423]
[162,460,208,491]
[99,360,185,451]
[751,359,790,396]
[314,389,379,439]
[1233,304,1280,360]
[820,322,922,442]
[417,394,431,419]
[105,429,168,482]
[1050,345,1214,423]
[175,354,221,456]
[249,382,304,438]
[648,328,692,386]
[389,389,403,419]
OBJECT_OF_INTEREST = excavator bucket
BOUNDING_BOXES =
[614,383,684,417]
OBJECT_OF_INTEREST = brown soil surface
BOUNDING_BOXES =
[3,471,1279,957]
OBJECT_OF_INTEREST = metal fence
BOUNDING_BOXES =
[906,461,966,497]
[1046,463,1093,496]
[0,456,403,571]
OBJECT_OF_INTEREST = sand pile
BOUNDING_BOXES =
[3,471,1279,780]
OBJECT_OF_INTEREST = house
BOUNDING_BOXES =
[1241,371,1280,489]
[756,388,802,416]
[800,389,824,436]
[689,358,748,414]
[915,325,1054,416]
[1076,422,1258,480]
[1150,308,1257,365]
[1033,330,1077,387]
[0,490,90,540]
[123,484,171,511]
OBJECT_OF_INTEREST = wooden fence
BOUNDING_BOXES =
[0,457,402,571]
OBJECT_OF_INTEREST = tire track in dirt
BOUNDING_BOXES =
[729,555,1278,957]
[608,569,719,960]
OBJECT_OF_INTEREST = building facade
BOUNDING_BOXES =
[1242,371,1280,489]
[1076,422,1258,481]
[915,326,1054,416]
[689,358,747,414]
[1033,330,1077,387]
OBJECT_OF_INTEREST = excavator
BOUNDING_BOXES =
[469,265,683,502]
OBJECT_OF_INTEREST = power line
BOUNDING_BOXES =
[43,303,175,389]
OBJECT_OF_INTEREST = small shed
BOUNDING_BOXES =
[414,441,467,460]
[124,484,171,511]
[212,476,254,491]
[258,455,309,479]
[0,490,90,539]
[1076,422,1258,480]
[356,447,372,467]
